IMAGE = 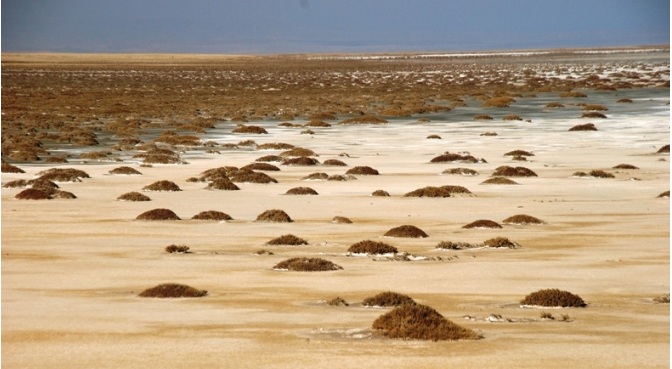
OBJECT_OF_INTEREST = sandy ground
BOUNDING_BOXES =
[2,90,670,367]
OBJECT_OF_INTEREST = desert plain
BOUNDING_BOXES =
[1,49,670,368]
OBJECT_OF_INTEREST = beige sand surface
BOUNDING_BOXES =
[3,112,669,368]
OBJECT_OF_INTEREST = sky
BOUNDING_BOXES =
[2,0,670,54]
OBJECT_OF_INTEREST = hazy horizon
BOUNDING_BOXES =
[2,0,670,54]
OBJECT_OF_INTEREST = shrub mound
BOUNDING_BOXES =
[138,283,207,298]
[192,210,232,221]
[657,144,670,153]
[504,150,534,157]
[435,241,480,250]
[285,186,318,195]
[483,237,520,249]
[322,159,347,166]
[612,163,639,170]
[53,190,76,199]
[273,257,342,271]
[206,178,241,191]
[588,170,615,178]
[346,166,379,175]
[492,166,537,177]
[473,114,493,120]
[371,189,390,197]
[109,166,142,175]
[581,112,607,119]
[569,123,598,131]
[482,96,516,108]
[302,172,329,181]
[462,219,502,229]
[502,114,523,121]
[304,120,331,127]
[3,179,28,188]
[15,188,52,200]
[480,177,518,185]
[241,163,281,172]
[280,147,317,157]
[442,168,479,176]
[332,216,353,224]
[37,168,90,182]
[520,289,587,307]
[348,240,398,255]
[559,91,587,98]
[372,304,482,341]
[257,142,294,150]
[502,214,545,225]
[384,225,428,238]
[143,180,181,192]
[427,134,442,139]
[363,291,416,307]
[165,245,190,253]
[117,191,151,201]
[267,234,308,245]
[230,170,278,184]
[430,152,485,164]
[256,154,284,162]
[339,116,388,125]
[282,156,320,166]
[1,163,25,173]
[232,125,268,134]
[256,209,293,223]
[136,208,181,220]
[404,185,471,198]
[327,297,349,306]
[657,191,670,198]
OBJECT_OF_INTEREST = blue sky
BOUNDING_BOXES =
[2,0,670,54]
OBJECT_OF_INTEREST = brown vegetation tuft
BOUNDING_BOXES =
[581,104,608,111]
[304,120,331,127]
[347,240,398,255]
[559,91,587,98]
[404,185,471,198]
[332,216,353,224]
[1,163,25,173]
[241,163,281,172]
[372,303,482,341]
[473,114,493,120]
[426,134,442,139]
[435,241,480,250]
[502,214,545,225]
[165,245,190,253]
[206,178,240,191]
[37,168,90,182]
[273,257,342,271]
[136,208,181,221]
[285,186,318,195]
[482,96,516,108]
[504,150,534,157]
[442,167,479,176]
[588,170,615,178]
[256,209,293,223]
[545,102,565,108]
[267,234,308,246]
[483,237,520,249]
[327,297,349,306]
[430,152,485,164]
[191,210,232,221]
[143,180,181,192]
[138,283,207,298]
[232,125,268,134]
[384,225,428,238]
[230,170,278,184]
[15,188,52,200]
[581,112,607,119]
[657,144,670,153]
[492,166,537,177]
[117,191,151,201]
[302,172,329,181]
[657,191,670,198]
[346,166,380,175]
[109,166,142,175]
[339,116,388,125]
[256,154,284,162]
[569,123,598,131]
[481,176,518,185]
[612,163,639,170]
[372,189,390,197]
[520,289,587,307]
[462,219,502,229]
[280,147,317,157]
[363,291,416,307]
[502,114,523,121]
[322,159,347,166]
[282,156,321,166]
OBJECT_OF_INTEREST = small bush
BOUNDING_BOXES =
[327,297,349,306]
[363,291,415,307]
[653,294,670,303]
[322,159,347,166]
[568,123,598,132]
[492,166,537,177]
[1,163,25,173]
[348,240,398,255]
[502,214,544,225]
[285,186,318,195]
[588,170,615,178]
[372,190,390,197]
[273,257,342,271]
[581,104,608,111]
[53,190,76,199]
[256,209,293,223]
[206,178,240,191]
[427,134,442,139]
[37,168,90,182]
[372,303,482,341]
[256,154,284,162]
[612,164,639,170]
[302,172,329,181]
[442,168,478,176]
[304,120,331,127]
[109,166,142,175]
[520,289,586,307]
[502,114,523,121]
[191,210,232,221]
[435,241,479,250]
[257,142,294,150]
[383,225,428,238]
[138,283,207,298]
[545,102,565,108]
[15,188,51,200]
[473,114,493,120]
[230,170,278,184]
[165,245,190,253]
[241,163,281,172]
[282,156,320,166]
[339,116,388,125]
[581,112,607,119]
[280,147,317,157]
[430,152,485,164]
[540,311,555,320]
[136,208,181,221]
[483,237,519,249]
[346,166,379,175]
[617,98,633,103]
[656,144,669,153]
[657,191,670,198]
[504,150,534,157]
[404,185,471,198]
[232,125,268,134]
[3,179,28,188]
[559,91,587,98]
[462,220,502,229]
[254,249,274,255]
[267,234,308,245]
[482,96,516,108]
[332,216,353,224]
[481,177,518,185]
[143,180,181,192]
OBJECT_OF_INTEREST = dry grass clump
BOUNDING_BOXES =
[136,208,181,221]
[138,283,207,298]
[502,214,545,225]
[346,166,379,175]
[372,303,482,341]
[435,241,480,250]
[462,219,502,229]
[273,257,342,271]
[653,294,670,303]
[1,162,25,173]
[328,175,353,181]
[241,163,280,171]
[483,237,520,249]
[165,244,190,253]
[473,114,493,120]
[657,191,670,198]
[588,170,615,178]
[3,179,28,188]
[492,166,537,177]
[363,291,415,307]
[257,142,294,150]
[135,148,185,164]
[372,189,390,197]
[191,210,232,221]
[426,134,442,139]
[482,96,516,108]
[327,297,349,306]
[256,154,284,162]
[322,159,347,166]
[44,157,69,164]
[37,168,90,182]
[581,104,608,111]
[206,178,240,191]
[117,191,151,201]
[568,123,598,131]
[559,91,587,98]
[267,234,308,245]
[480,132,498,136]
[304,120,332,127]
[15,188,52,200]
[617,98,633,103]
[282,156,320,166]
[480,176,518,185]
[430,152,485,164]
[254,249,274,255]
[656,144,669,153]
[256,209,293,223]
[404,185,472,198]
[300,129,315,135]
[199,166,238,181]
[339,116,388,125]
[347,240,398,255]
[280,147,317,157]
[302,172,329,181]
[285,187,318,195]
[109,166,142,175]
[545,102,565,108]
[612,163,639,170]
[143,180,181,192]
[504,150,534,157]
[52,190,76,199]
[442,168,479,176]
[502,114,523,121]
[230,170,278,184]
[384,225,428,238]
[79,150,113,160]
[332,216,353,224]
[520,289,587,307]
[232,125,268,134]
[581,112,607,119]
[28,178,59,191]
